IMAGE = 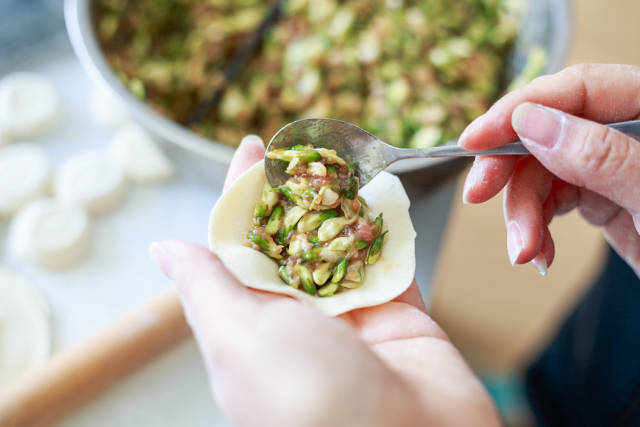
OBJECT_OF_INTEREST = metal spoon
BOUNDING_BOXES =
[265,118,640,188]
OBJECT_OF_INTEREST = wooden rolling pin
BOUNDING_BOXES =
[0,290,191,427]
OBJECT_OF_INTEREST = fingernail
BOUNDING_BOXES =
[507,221,523,265]
[239,134,265,150]
[462,190,470,204]
[511,103,566,150]
[462,158,481,204]
[458,118,479,146]
[531,255,548,276]
[633,215,640,235]
[149,241,173,278]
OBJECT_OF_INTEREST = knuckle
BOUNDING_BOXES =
[565,63,592,77]
[175,268,200,299]
[529,74,554,88]
[576,125,629,177]
[577,195,620,226]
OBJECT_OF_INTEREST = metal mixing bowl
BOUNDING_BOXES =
[65,0,571,176]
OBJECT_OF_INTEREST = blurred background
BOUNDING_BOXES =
[0,0,638,426]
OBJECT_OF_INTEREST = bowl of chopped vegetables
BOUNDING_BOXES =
[65,0,571,174]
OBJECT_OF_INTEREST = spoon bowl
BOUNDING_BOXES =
[265,118,394,188]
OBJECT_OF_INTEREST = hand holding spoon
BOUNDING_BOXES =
[265,118,640,188]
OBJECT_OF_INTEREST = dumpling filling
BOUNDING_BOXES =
[247,145,387,297]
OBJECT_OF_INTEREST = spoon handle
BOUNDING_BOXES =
[426,141,528,157]
[421,119,640,158]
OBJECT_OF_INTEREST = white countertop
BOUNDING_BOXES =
[2,53,456,427]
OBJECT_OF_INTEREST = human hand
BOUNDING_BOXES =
[149,136,499,427]
[460,63,640,277]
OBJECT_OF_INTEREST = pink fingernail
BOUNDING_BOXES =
[511,103,566,150]
[462,189,470,204]
[634,215,640,235]
[458,119,479,146]
[149,241,173,278]
[531,255,548,276]
[462,159,481,204]
[506,221,523,265]
[239,135,265,150]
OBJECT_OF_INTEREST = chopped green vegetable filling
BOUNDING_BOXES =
[248,145,387,296]
[95,0,521,148]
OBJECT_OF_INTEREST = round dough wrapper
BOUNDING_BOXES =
[9,198,91,269]
[108,123,174,184]
[209,161,416,316]
[55,151,127,214]
[0,72,61,139]
[0,267,51,386]
[89,85,129,130]
[0,143,51,217]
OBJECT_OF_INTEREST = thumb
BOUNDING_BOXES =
[511,102,640,232]
[148,240,259,348]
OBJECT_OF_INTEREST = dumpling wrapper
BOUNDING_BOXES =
[209,161,416,316]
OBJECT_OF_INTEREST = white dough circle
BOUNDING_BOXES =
[55,151,127,214]
[8,198,91,269]
[89,84,129,130]
[0,72,61,139]
[209,161,416,316]
[108,123,174,184]
[0,267,51,386]
[0,143,51,217]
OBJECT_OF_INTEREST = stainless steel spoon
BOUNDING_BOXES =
[265,118,640,188]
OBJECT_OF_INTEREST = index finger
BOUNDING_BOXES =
[460,63,640,150]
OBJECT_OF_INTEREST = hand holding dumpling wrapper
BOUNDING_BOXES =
[209,141,416,315]
[150,136,498,427]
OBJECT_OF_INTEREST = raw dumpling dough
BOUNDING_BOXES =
[89,84,129,130]
[8,198,91,269]
[0,143,51,217]
[0,267,51,386]
[55,151,127,214]
[0,72,61,139]
[209,161,416,316]
[109,123,174,184]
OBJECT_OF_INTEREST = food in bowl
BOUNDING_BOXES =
[94,0,520,148]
